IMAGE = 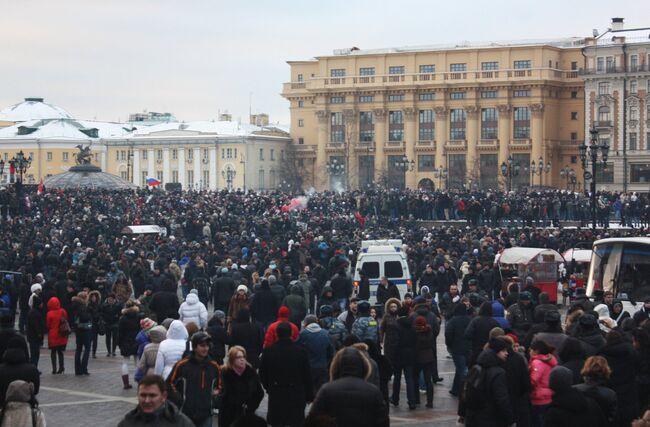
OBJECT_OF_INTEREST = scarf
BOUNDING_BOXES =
[233,364,246,376]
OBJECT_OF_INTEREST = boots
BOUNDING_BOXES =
[122,374,133,390]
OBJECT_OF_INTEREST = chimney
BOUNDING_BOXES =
[611,17,624,31]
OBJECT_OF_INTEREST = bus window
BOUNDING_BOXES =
[384,261,403,278]
[620,243,650,301]
[362,262,380,279]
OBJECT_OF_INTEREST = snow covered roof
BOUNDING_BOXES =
[594,27,650,46]
[0,118,132,140]
[126,121,289,138]
[496,247,564,265]
[0,98,73,122]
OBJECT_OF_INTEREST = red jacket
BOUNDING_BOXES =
[529,353,557,406]
[263,307,299,348]
[46,297,69,348]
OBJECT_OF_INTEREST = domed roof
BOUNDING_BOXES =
[0,97,73,122]
[44,164,137,190]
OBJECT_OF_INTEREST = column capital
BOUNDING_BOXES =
[529,103,545,116]
[497,104,511,113]
[465,105,479,118]
[404,107,417,118]
[315,110,329,123]
[373,108,387,118]
[434,106,448,118]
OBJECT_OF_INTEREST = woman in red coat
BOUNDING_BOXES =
[46,297,69,374]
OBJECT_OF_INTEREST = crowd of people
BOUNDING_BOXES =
[0,186,649,426]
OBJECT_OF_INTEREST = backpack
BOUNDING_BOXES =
[59,316,72,337]
[463,364,487,409]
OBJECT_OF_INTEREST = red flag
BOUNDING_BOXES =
[354,211,365,227]
[37,178,44,195]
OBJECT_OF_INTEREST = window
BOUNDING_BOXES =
[281,150,285,161]
[630,80,638,94]
[297,74,303,82]
[419,110,435,141]
[259,148,264,161]
[298,100,304,108]
[481,90,497,98]
[120,171,128,180]
[449,92,465,100]
[188,149,194,160]
[361,262,380,279]
[598,106,611,123]
[258,170,265,189]
[630,164,650,183]
[359,67,375,76]
[202,170,209,188]
[388,66,405,75]
[203,148,209,160]
[570,156,577,164]
[597,57,604,72]
[513,90,530,97]
[172,149,177,160]
[226,148,232,159]
[571,112,578,120]
[141,171,147,186]
[630,107,638,121]
[388,111,404,141]
[142,150,148,160]
[648,133,650,150]
[571,132,578,140]
[298,159,304,167]
[330,112,345,142]
[481,108,498,139]
[384,261,403,278]
[571,61,578,70]
[330,96,345,104]
[513,107,530,138]
[298,119,304,127]
[481,61,499,70]
[187,170,194,187]
[270,149,275,161]
[449,109,466,140]
[388,94,404,102]
[157,149,163,160]
[513,60,531,69]
[156,171,163,182]
[270,170,276,187]
[630,54,639,71]
[298,137,304,145]
[62,152,69,162]
[120,151,126,161]
[606,56,614,72]
[571,91,578,98]
[221,149,225,159]
[448,154,466,189]
[629,133,638,151]
[418,155,435,171]
[116,151,120,160]
[172,170,179,183]
[330,69,345,77]
[419,64,435,74]
[46,152,52,161]
[450,63,466,72]
[359,95,374,103]
[359,112,374,142]
[418,92,435,101]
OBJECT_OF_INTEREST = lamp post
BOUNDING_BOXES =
[530,156,551,187]
[559,165,576,190]
[579,128,610,230]
[278,179,292,193]
[221,165,236,191]
[433,166,448,190]
[325,157,345,190]
[500,155,521,192]
[9,150,32,185]
[393,155,415,190]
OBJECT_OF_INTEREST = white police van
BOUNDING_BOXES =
[353,239,412,304]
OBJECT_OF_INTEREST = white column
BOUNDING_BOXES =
[193,148,201,189]
[162,148,170,184]
[147,149,154,179]
[100,151,107,171]
[209,147,217,189]
[178,148,186,189]
[132,149,140,186]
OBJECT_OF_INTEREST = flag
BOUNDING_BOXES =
[146,177,161,187]
[37,178,44,195]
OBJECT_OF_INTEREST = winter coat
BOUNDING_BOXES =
[415,325,435,365]
[167,353,220,424]
[375,282,400,306]
[529,354,558,406]
[205,321,228,365]
[25,306,45,343]
[263,308,299,349]
[465,349,514,427]
[574,378,618,427]
[503,350,531,426]
[137,325,167,377]
[150,290,180,323]
[259,338,313,426]
[379,298,401,361]
[561,358,585,385]
[154,320,189,379]
[577,330,606,357]
[282,287,307,325]
[118,306,141,357]
[464,314,500,366]
[491,302,509,329]
[218,366,264,427]
[227,294,249,324]
[298,323,334,370]
[212,275,236,307]
[0,380,46,427]
[319,316,348,349]
[229,317,263,369]
[100,301,122,326]
[0,348,40,405]
[507,302,534,339]
[598,340,640,426]
[351,315,379,343]
[117,401,194,427]
[45,297,68,349]
[178,293,208,329]
[396,317,417,367]
[329,274,352,299]
[250,284,278,323]
[445,304,471,356]
[316,286,337,313]
[544,387,607,427]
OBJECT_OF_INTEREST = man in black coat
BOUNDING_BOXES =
[376,277,400,308]
[212,268,236,313]
[329,270,352,312]
[445,303,471,396]
[464,302,500,367]
[150,280,180,322]
[0,336,40,405]
[545,366,607,427]
[259,322,313,427]
[250,279,279,333]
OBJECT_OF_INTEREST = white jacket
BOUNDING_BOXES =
[178,293,208,329]
[154,320,189,379]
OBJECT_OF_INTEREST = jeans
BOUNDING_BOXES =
[450,353,467,395]
[391,361,402,403]
[75,329,92,374]
[403,365,418,406]
[91,328,98,355]
[29,339,41,367]
[531,404,549,427]
[417,363,434,405]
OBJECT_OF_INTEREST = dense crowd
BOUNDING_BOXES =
[0,187,649,427]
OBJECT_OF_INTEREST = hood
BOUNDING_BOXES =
[384,297,401,315]
[47,297,61,311]
[277,306,290,320]
[148,325,167,344]
[72,293,88,306]
[185,293,199,305]
[88,290,102,304]
[122,305,140,316]
[305,323,322,333]
[321,285,333,296]
[4,380,33,403]
[491,301,505,317]
[166,320,188,340]
[453,303,469,317]
[338,348,366,379]
[290,285,301,295]
[594,304,610,319]
[477,348,502,369]
[531,353,558,367]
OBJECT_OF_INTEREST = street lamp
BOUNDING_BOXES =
[579,128,610,230]
[221,165,236,191]
[433,166,448,190]
[500,155,521,191]
[278,179,292,193]
[530,156,551,186]
[391,155,414,190]
[559,165,576,190]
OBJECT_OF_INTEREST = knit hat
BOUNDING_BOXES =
[358,300,371,312]
[489,327,505,339]
[319,305,333,317]
[545,310,561,324]
[549,366,573,392]
[213,310,226,321]
[420,286,430,296]
[488,337,509,353]
[236,284,248,293]
[578,313,597,328]
[140,318,157,333]
[303,315,319,326]
[278,306,290,318]
[30,284,42,293]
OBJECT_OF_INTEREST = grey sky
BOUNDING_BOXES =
[1,0,648,125]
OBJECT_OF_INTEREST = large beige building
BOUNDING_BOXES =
[282,39,586,191]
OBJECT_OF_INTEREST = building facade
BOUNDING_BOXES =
[582,18,650,192]
[282,40,586,191]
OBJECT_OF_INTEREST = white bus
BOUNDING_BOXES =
[586,237,650,308]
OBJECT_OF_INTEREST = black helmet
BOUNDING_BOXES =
[191,331,212,347]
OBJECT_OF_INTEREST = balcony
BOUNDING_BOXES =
[354,142,376,153]
[509,139,531,149]
[446,140,467,150]
[477,139,498,150]
[415,140,436,152]
[593,120,612,129]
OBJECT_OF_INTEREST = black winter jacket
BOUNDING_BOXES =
[0,347,40,405]
[167,354,221,424]
[544,387,607,427]
[574,378,618,427]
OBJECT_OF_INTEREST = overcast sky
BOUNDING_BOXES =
[1,0,648,125]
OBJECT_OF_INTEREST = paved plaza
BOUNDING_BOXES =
[35,334,459,427]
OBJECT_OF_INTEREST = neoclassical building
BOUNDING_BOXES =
[282,39,586,191]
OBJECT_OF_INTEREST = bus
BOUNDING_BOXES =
[586,237,650,308]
